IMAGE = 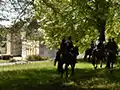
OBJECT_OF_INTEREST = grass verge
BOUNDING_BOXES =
[0,61,119,90]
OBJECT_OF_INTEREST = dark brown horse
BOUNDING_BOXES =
[84,47,93,61]
[92,48,106,69]
[106,50,117,73]
[60,46,79,78]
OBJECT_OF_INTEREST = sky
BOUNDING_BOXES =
[0,0,32,27]
[0,21,12,26]
[0,0,16,26]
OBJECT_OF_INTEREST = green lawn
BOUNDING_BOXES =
[0,60,10,63]
[0,61,120,90]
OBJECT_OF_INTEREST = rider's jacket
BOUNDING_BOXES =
[60,40,66,53]
[111,41,118,51]
[55,50,61,60]
[64,39,73,52]
[106,41,113,51]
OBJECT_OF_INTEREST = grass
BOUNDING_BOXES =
[0,60,10,63]
[0,60,120,90]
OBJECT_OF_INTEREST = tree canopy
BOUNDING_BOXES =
[33,0,120,52]
[0,0,42,41]
[0,0,120,52]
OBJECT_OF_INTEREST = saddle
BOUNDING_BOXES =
[69,51,74,56]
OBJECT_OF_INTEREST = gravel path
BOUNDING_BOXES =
[0,60,49,66]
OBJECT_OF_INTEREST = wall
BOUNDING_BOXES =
[6,32,57,60]
[6,33,22,56]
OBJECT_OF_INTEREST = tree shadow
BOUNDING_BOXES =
[0,67,116,90]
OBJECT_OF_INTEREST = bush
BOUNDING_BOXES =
[9,59,17,62]
[26,55,44,61]
[41,56,49,60]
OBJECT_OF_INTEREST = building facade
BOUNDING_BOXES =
[5,32,56,60]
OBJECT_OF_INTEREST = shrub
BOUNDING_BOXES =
[41,56,49,60]
[9,59,17,62]
[26,55,43,61]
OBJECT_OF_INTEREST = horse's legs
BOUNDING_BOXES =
[70,63,75,76]
[84,53,87,61]
[92,56,95,66]
[106,58,109,68]
[100,59,103,68]
[100,61,102,68]
[58,61,64,77]
[87,54,92,62]
[111,62,114,69]
[94,58,98,69]
[92,56,97,69]
[107,60,110,69]
[108,62,113,73]
[92,57,98,69]
[60,64,64,78]
[65,64,69,78]
[57,61,61,72]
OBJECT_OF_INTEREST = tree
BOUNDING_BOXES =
[0,0,45,41]
[0,0,34,23]
[34,0,120,52]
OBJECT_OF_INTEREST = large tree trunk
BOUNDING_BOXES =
[97,17,106,42]
[99,21,106,42]
[95,0,107,42]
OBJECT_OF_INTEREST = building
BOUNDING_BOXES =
[1,32,56,60]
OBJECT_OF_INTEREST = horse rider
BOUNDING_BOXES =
[60,38,66,53]
[105,38,117,69]
[65,36,74,51]
[97,40,104,50]
[105,38,112,51]
[63,36,74,57]
[54,38,66,73]
[95,38,100,47]
[89,40,95,50]
[111,38,118,55]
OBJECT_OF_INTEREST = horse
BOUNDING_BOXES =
[60,46,79,78]
[106,50,117,73]
[91,47,107,69]
[84,47,93,62]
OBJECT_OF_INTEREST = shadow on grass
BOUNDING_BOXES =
[78,56,120,63]
[0,67,120,90]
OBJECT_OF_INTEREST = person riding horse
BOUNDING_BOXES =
[54,38,66,73]
[64,36,73,52]
[84,40,95,61]
[54,36,78,77]
[54,36,74,72]
[60,38,66,53]
[62,36,78,77]
[111,38,118,55]
[92,40,106,69]
[62,36,74,63]
[105,38,118,69]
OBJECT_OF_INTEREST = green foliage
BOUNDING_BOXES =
[33,0,120,53]
[1,0,120,53]
[26,55,48,61]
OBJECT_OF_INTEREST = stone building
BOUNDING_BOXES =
[2,32,56,60]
